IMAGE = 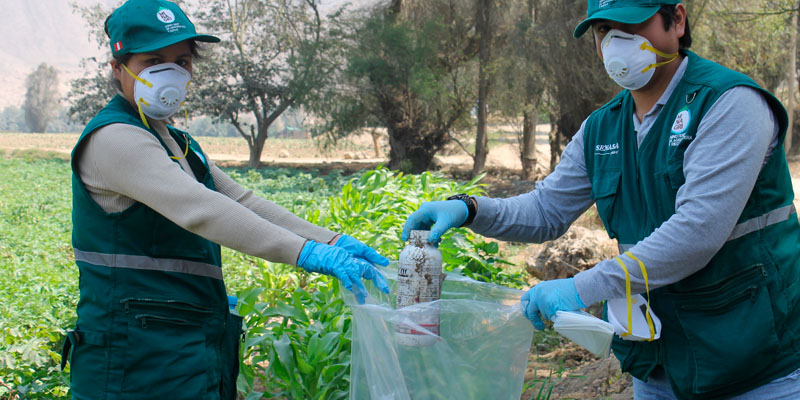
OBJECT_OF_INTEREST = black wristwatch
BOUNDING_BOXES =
[447,194,477,226]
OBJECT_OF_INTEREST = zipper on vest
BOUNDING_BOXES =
[121,298,214,314]
[678,285,759,312]
[135,314,200,328]
[672,265,765,312]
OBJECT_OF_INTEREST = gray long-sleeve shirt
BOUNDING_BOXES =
[470,57,779,305]
[76,119,337,266]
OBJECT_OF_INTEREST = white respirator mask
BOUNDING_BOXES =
[122,63,191,129]
[601,29,678,91]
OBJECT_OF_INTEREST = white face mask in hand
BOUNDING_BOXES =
[122,63,191,128]
[601,29,678,91]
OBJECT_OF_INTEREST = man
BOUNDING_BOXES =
[402,1,800,398]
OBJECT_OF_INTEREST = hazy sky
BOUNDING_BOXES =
[0,0,116,108]
[0,0,367,109]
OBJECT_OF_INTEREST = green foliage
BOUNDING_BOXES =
[522,364,565,400]
[230,166,527,398]
[693,0,792,93]
[0,156,74,399]
[191,0,344,166]
[234,263,351,400]
[0,155,525,399]
[65,2,121,125]
[324,167,484,260]
[310,7,477,172]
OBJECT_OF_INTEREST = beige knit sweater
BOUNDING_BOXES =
[75,118,337,266]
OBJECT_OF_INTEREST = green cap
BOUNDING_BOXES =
[573,0,681,38]
[106,0,220,56]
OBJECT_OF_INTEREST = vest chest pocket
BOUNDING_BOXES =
[665,265,781,396]
[120,299,217,400]
[591,169,622,236]
[150,215,210,260]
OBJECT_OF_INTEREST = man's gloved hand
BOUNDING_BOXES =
[401,200,468,244]
[333,234,389,266]
[520,278,586,330]
[298,240,390,304]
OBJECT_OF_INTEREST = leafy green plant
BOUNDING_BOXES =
[0,156,526,400]
[440,231,527,289]
[235,261,351,400]
[234,166,525,398]
[522,364,565,400]
[0,156,74,399]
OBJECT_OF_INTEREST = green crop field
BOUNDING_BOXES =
[0,151,537,399]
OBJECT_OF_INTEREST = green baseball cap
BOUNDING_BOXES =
[573,0,681,38]
[105,0,220,56]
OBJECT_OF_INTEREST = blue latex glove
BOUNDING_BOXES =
[520,278,586,330]
[298,240,389,304]
[333,234,390,266]
[401,200,468,244]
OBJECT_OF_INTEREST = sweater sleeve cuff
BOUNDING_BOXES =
[470,196,497,232]
[573,266,608,307]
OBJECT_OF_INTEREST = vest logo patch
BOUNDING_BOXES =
[595,142,619,156]
[671,109,690,134]
[669,108,693,147]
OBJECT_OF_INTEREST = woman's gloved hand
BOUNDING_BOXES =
[298,240,389,304]
[401,200,468,244]
[520,278,586,330]
[333,234,389,266]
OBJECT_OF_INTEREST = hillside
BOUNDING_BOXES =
[0,0,370,109]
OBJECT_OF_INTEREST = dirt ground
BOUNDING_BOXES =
[2,131,799,399]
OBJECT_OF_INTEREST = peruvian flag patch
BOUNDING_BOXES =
[114,41,123,52]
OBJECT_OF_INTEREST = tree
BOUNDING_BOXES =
[695,0,789,93]
[532,0,617,170]
[190,0,341,167]
[0,106,26,132]
[493,0,546,180]
[66,2,122,124]
[67,57,119,124]
[312,0,478,173]
[472,0,493,177]
[23,63,60,133]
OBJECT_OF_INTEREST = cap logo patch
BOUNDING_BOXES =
[156,7,176,23]
[114,41,123,52]
[598,0,615,8]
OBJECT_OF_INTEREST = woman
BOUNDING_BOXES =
[62,1,389,399]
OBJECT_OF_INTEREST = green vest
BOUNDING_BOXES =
[584,51,800,399]
[64,95,241,400]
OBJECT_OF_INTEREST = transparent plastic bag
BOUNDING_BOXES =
[343,261,534,400]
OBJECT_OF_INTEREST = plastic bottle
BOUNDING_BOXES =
[396,230,444,346]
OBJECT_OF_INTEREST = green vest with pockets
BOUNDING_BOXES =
[64,94,242,400]
[583,51,800,399]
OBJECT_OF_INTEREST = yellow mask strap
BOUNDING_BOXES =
[640,42,679,73]
[169,133,191,161]
[121,64,153,88]
[614,252,655,340]
[137,98,151,130]
[625,251,655,341]
[121,64,153,129]
[614,256,634,338]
